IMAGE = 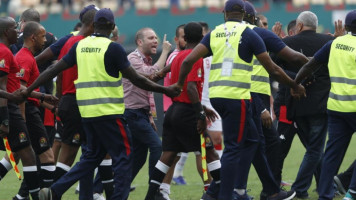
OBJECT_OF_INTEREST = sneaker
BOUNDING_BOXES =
[334,176,347,195]
[267,190,296,200]
[39,188,52,200]
[172,176,187,185]
[343,191,355,200]
[155,191,170,200]
[93,193,106,200]
[12,195,30,200]
[201,193,217,200]
[232,191,254,200]
[160,189,171,200]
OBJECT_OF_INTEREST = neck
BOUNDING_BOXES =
[93,29,111,37]
[23,41,36,54]
[0,38,10,47]
[185,42,198,50]
[79,26,92,37]
[137,47,151,58]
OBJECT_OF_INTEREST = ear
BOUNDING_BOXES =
[174,36,178,43]
[137,38,143,46]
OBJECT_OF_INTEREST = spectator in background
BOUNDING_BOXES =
[258,14,268,29]
[110,25,120,43]
[73,22,82,31]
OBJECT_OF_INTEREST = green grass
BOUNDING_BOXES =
[1,135,355,200]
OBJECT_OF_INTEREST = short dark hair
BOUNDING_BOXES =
[287,20,296,33]
[198,21,210,32]
[23,21,42,39]
[175,24,185,37]
[81,9,97,26]
[73,22,82,31]
[184,22,203,43]
[135,27,152,45]
[20,9,40,23]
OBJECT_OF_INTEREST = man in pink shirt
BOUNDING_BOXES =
[123,27,171,184]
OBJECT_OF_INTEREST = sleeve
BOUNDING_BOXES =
[251,93,266,114]
[187,59,204,82]
[244,28,267,56]
[200,32,213,57]
[50,34,72,57]
[104,43,130,78]
[314,40,333,64]
[0,51,13,74]
[62,42,78,67]
[254,27,286,53]
[16,57,32,83]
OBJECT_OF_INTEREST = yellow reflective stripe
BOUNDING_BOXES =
[329,92,356,101]
[251,75,270,83]
[75,80,122,89]
[330,77,356,85]
[77,98,124,106]
[211,63,253,72]
[209,80,251,89]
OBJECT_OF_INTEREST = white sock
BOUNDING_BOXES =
[234,189,246,195]
[216,150,223,158]
[160,183,171,194]
[173,153,188,178]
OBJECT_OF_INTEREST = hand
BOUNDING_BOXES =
[164,84,182,98]
[0,124,9,138]
[197,118,207,134]
[44,94,59,105]
[290,84,306,100]
[149,115,157,131]
[204,107,218,123]
[272,22,283,38]
[11,89,27,104]
[149,71,166,82]
[328,20,345,38]
[161,34,172,53]
[261,110,272,129]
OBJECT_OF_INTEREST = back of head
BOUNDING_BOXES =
[198,22,210,34]
[94,8,115,31]
[80,5,99,26]
[175,24,185,37]
[287,20,297,32]
[345,10,356,32]
[296,11,318,30]
[23,21,42,39]
[224,0,245,13]
[20,8,40,23]
[184,22,203,44]
[244,1,256,19]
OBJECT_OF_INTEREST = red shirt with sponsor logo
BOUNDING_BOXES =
[15,47,40,105]
[0,43,20,93]
[58,35,85,95]
[170,49,204,103]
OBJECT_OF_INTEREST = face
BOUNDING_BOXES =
[138,29,158,56]
[6,19,18,45]
[288,26,297,36]
[174,28,186,50]
[260,16,268,29]
[33,27,47,52]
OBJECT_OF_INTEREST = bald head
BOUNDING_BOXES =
[0,17,16,37]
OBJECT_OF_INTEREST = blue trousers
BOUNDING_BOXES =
[124,108,162,181]
[318,111,356,200]
[292,114,327,197]
[211,98,259,200]
[52,116,132,200]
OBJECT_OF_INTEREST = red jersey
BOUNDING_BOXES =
[171,49,204,103]
[58,35,85,95]
[0,43,20,93]
[15,48,40,105]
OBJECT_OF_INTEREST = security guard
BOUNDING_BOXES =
[294,9,356,200]
[176,0,305,199]
[17,8,180,200]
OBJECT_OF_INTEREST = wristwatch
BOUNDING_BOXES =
[1,119,9,127]
[198,111,206,121]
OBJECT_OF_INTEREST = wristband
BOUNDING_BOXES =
[40,93,45,103]
[198,111,206,121]
[0,106,9,123]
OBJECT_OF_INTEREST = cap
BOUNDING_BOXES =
[244,1,256,17]
[224,0,245,12]
[94,8,115,25]
[345,10,356,28]
[79,4,99,22]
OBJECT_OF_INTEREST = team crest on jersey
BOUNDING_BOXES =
[39,137,48,147]
[19,132,27,143]
[72,133,80,144]
[16,68,25,78]
[0,59,5,68]
[198,68,202,78]
[205,137,211,144]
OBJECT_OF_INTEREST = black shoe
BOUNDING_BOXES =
[13,196,30,200]
[154,191,169,200]
[201,193,217,200]
[260,192,268,200]
[334,176,347,195]
[267,190,296,200]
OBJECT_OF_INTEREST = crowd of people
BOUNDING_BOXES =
[0,0,355,200]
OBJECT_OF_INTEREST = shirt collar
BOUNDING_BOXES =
[135,49,152,65]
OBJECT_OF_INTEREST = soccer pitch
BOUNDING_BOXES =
[0,135,354,200]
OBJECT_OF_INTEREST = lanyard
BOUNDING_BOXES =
[223,22,239,48]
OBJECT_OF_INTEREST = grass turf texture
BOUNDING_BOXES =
[0,135,355,200]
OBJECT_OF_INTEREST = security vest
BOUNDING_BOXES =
[74,36,125,118]
[209,22,253,100]
[327,34,356,112]
[246,24,271,96]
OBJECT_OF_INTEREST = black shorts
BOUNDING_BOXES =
[162,102,201,152]
[25,102,50,154]
[58,94,84,146]
[0,102,31,152]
